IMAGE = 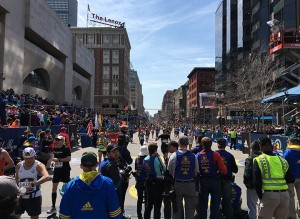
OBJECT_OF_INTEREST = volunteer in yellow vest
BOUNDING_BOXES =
[253,137,295,219]
[229,129,237,150]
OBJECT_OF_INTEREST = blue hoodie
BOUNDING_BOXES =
[283,145,300,179]
[59,172,122,219]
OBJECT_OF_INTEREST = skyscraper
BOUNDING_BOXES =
[46,0,78,27]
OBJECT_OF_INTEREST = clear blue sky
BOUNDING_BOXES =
[77,0,218,115]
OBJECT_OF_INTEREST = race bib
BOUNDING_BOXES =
[19,181,31,187]
[162,139,168,143]
[55,161,63,168]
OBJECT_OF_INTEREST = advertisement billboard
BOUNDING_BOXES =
[199,92,217,109]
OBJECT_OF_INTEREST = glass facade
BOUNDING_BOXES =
[46,0,78,27]
[215,2,223,73]
[226,0,238,55]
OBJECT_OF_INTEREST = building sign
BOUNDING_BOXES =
[230,111,253,119]
[90,12,125,27]
[199,92,217,109]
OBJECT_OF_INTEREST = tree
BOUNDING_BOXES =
[221,51,281,119]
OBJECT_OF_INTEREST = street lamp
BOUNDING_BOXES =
[192,104,198,127]
[216,92,225,127]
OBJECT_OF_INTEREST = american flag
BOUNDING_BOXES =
[86,120,93,137]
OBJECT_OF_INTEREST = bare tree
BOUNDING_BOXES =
[221,51,281,118]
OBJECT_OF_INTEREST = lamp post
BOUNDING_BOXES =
[216,92,225,127]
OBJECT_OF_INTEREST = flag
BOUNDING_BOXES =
[98,114,102,128]
[87,4,90,12]
[94,113,99,129]
[86,120,93,137]
[124,105,129,110]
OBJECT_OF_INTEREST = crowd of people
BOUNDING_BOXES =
[0,121,300,219]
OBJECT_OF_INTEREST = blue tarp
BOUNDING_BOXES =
[261,85,300,103]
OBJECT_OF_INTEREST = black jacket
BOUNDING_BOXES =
[243,152,261,189]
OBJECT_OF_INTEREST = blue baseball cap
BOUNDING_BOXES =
[28,136,38,142]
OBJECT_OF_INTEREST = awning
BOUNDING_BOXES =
[261,85,300,103]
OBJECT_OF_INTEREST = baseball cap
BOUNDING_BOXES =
[55,135,65,141]
[107,144,119,153]
[81,152,98,167]
[139,146,149,156]
[28,136,38,142]
[61,127,67,131]
[0,176,19,199]
[23,147,36,158]
[179,136,189,146]
[45,128,51,133]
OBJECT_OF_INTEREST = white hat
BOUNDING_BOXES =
[55,135,65,141]
[139,146,148,156]
[23,147,36,158]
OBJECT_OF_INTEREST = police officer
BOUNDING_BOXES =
[168,136,198,219]
[196,137,227,219]
[143,143,166,219]
[216,138,238,219]
[283,136,300,219]
[243,140,261,219]
[253,137,294,218]
[229,129,237,150]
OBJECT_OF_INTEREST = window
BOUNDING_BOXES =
[103,66,109,79]
[102,90,109,95]
[103,99,109,103]
[103,82,109,88]
[87,34,94,44]
[73,86,82,100]
[112,99,118,103]
[112,104,119,108]
[112,90,119,95]
[112,82,119,87]
[103,50,110,64]
[112,50,119,64]
[112,66,119,79]
[113,35,119,45]
[23,69,49,91]
[77,34,83,43]
[102,104,109,108]
[103,34,110,43]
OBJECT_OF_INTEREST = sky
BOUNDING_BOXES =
[77,0,219,115]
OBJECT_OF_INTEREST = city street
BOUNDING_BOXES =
[21,131,249,218]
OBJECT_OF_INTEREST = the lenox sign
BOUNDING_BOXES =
[91,13,125,27]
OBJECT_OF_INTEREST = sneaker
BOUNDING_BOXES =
[47,207,56,214]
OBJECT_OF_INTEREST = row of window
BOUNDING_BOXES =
[102,90,119,95]
[103,50,119,64]
[77,34,121,46]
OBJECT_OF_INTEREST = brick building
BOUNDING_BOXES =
[71,27,131,114]
[187,67,215,123]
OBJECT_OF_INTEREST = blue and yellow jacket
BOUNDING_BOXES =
[59,171,122,219]
[283,144,300,179]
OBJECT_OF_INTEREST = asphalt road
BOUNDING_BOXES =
[21,130,249,218]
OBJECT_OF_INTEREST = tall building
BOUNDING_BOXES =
[161,90,174,121]
[129,69,144,115]
[216,0,300,92]
[46,0,78,26]
[0,0,94,107]
[173,83,188,121]
[70,27,131,115]
[187,67,215,124]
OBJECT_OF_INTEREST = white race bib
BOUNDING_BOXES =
[55,161,63,168]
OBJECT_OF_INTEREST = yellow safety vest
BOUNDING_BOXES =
[254,154,288,191]
[230,131,237,138]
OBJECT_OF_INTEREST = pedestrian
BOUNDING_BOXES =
[59,151,122,219]
[0,175,19,219]
[216,138,238,219]
[58,126,71,149]
[97,132,108,163]
[229,128,237,150]
[243,140,261,219]
[191,135,204,155]
[139,130,145,146]
[156,129,171,165]
[143,143,166,219]
[47,135,71,215]
[168,136,198,219]
[100,144,123,212]
[253,137,294,218]
[134,146,148,219]
[15,147,49,219]
[197,137,227,219]
[283,136,300,219]
[0,138,14,176]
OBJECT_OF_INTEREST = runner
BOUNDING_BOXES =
[98,132,108,163]
[47,135,71,215]
[0,138,14,176]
